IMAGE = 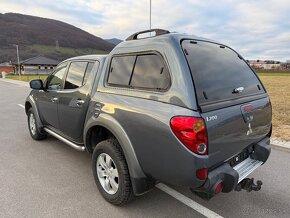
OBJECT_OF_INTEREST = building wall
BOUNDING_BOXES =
[250,62,282,70]
[0,66,13,73]
[22,65,55,75]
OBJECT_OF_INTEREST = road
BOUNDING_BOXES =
[0,79,289,218]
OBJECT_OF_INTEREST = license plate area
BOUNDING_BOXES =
[228,145,254,167]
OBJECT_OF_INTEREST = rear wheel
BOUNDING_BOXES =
[27,108,46,140]
[92,139,134,205]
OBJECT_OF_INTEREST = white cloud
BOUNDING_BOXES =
[0,0,289,61]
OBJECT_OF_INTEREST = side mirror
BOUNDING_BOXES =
[30,79,44,90]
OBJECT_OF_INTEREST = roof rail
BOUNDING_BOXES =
[126,29,170,41]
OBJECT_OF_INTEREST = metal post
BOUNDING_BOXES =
[15,45,21,80]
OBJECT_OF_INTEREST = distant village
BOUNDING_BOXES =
[0,56,59,76]
[248,60,290,70]
[1,56,290,77]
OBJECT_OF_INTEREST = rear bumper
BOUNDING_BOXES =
[196,137,271,194]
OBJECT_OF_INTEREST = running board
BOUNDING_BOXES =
[233,157,263,183]
[44,128,86,152]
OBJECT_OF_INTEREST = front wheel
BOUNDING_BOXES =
[92,139,134,205]
[27,108,46,140]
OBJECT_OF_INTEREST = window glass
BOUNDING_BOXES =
[65,62,87,89]
[46,65,66,91]
[107,56,136,86]
[83,62,97,85]
[182,40,264,105]
[130,54,170,90]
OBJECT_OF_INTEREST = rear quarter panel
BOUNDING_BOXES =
[91,92,206,187]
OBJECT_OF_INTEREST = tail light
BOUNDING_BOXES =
[170,116,208,155]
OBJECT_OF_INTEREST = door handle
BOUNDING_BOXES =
[76,99,85,106]
[51,97,58,102]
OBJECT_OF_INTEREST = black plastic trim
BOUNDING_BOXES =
[250,137,271,163]
[195,137,271,195]
[131,177,156,196]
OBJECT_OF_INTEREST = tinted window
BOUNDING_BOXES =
[47,64,66,91]
[83,62,97,85]
[65,62,87,89]
[182,40,264,105]
[107,56,136,86]
[130,54,170,90]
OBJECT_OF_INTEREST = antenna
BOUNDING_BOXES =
[149,0,152,36]
[150,0,152,29]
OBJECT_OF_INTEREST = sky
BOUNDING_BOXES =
[1,0,290,61]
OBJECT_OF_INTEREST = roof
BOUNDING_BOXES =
[66,54,108,61]
[0,62,12,67]
[117,32,221,49]
[19,56,59,66]
[58,54,108,66]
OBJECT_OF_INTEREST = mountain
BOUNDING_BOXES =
[0,13,115,63]
[105,38,123,45]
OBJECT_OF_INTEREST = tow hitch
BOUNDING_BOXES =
[235,178,263,192]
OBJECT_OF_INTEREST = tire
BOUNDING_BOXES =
[92,139,134,205]
[27,108,47,140]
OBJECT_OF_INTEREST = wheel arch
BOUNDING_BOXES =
[84,114,156,195]
[25,95,43,130]
[84,113,146,180]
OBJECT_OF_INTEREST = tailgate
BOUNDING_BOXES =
[181,39,272,167]
[201,97,272,168]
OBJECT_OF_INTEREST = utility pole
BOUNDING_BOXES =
[15,44,21,80]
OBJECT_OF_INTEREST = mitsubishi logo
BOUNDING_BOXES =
[241,105,254,136]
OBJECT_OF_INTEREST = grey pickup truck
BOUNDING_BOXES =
[26,29,272,205]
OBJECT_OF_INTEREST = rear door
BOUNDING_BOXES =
[57,60,98,142]
[182,40,272,167]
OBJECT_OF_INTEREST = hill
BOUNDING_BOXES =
[0,13,115,63]
[105,38,123,45]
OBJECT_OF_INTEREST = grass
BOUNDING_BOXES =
[31,44,109,57]
[256,70,290,77]
[257,72,290,141]
[5,74,48,82]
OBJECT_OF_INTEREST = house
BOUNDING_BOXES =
[13,56,60,75]
[249,61,267,70]
[281,61,290,70]
[0,62,14,74]
[249,60,282,70]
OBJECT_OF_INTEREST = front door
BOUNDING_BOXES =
[37,63,67,129]
[58,61,96,142]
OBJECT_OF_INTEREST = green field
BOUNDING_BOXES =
[257,72,290,141]
[5,74,48,82]
[31,45,109,58]
[256,70,290,76]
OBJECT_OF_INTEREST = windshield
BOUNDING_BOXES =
[182,40,265,105]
